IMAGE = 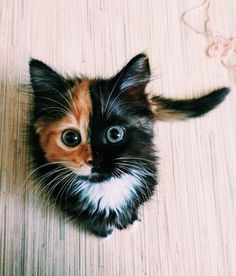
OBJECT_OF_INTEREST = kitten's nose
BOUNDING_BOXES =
[87,160,93,167]
[89,160,101,169]
[88,155,103,169]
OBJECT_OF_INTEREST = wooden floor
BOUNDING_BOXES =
[0,0,236,275]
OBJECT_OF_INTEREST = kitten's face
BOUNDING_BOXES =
[31,54,155,183]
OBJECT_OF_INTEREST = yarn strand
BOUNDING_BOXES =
[181,0,236,71]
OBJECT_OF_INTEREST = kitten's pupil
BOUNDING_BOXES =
[61,129,81,147]
[105,126,126,144]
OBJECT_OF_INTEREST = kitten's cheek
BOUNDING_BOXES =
[76,165,92,176]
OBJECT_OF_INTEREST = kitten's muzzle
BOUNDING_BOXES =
[89,158,102,170]
[88,151,104,169]
[89,156,112,182]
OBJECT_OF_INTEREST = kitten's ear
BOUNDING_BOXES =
[29,59,71,119]
[29,59,68,94]
[114,53,151,99]
[149,88,230,121]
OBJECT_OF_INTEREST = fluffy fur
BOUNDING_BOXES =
[29,53,229,237]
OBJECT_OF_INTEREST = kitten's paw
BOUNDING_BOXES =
[131,212,140,224]
[115,212,140,230]
[129,219,141,231]
[91,227,113,238]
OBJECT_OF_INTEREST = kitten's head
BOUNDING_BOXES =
[30,54,156,183]
[29,53,229,185]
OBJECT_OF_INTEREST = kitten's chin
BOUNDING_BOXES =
[73,165,92,177]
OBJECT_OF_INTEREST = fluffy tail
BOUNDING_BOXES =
[149,87,230,121]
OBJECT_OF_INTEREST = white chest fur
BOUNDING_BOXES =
[75,174,140,215]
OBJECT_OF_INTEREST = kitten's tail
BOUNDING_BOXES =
[149,87,230,121]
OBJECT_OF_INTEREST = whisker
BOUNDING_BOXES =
[115,156,157,165]
[99,86,105,115]
[104,88,127,117]
[36,96,72,115]
[27,167,69,209]
[23,161,67,188]
[37,106,75,120]
[31,78,73,108]
[115,165,151,200]
[103,64,128,114]
[64,173,78,200]
[68,88,81,118]
[36,169,70,210]
[55,171,76,206]
[105,100,132,119]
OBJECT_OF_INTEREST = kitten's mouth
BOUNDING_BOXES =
[89,169,112,183]
[90,171,100,178]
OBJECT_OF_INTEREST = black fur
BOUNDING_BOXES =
[28,54,229,237]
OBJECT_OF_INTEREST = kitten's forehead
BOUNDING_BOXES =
[71,79,92,117]
[71,79,92,141]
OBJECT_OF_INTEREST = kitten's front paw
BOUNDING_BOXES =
[91,226,113,238]
[115,212,139,230]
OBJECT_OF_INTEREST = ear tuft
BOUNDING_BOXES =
[29,58,67,94]
[118,53,151,92]
[29,59,72,119]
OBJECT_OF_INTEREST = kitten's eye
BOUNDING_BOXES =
[105,126,126,144]
[61,129,81,147]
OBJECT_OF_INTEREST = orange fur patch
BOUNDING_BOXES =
[35,79,93,173]
[148,97,186,121]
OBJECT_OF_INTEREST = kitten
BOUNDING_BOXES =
[29,54,229,237]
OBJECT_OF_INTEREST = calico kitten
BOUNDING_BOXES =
[29,54,229,237]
